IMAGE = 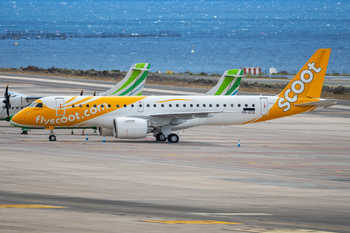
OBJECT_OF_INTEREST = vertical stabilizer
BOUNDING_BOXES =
[99,63,150,96]
[205,69,244,96]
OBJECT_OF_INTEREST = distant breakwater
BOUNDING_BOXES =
[0,31,181,40]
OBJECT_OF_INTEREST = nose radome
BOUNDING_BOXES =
[10,112,24,125]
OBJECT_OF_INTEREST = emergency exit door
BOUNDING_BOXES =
[260,97,269,116]
[55,97,65,116]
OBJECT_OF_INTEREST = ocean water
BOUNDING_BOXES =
[0,0,349,74]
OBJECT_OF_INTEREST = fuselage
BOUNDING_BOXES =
[10,94,314,130]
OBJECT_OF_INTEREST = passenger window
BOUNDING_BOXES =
[72,104,75,108]
[183,104,186,107]
[108,104,111,108]
[245,104,248,107]
[131,104,134,108]
[117,104,119,108]
[139,104,142,108]
[79,104,82,108]
[86,104,89,108]
[196,104,199,107]
[252,104,255,107]
[223,104,226,107]
[203,104,206,107]
[169,104,172,107]
[161,104,164,107]
[190,104,193,107]
[176,104,179,107]
[94,104,97,107]
[231,104,234,107]
[216,104,219,107]
[154,104,156,107]
[16,107,19,109]
[238,104,241,107]
[124,104,127,108]
[209,104,212,107]
[147,104,150,107]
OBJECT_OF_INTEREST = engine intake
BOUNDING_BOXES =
[97,127,114,136]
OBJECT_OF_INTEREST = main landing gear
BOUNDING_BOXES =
[49,130,56,141]
[155,132,166,141]
[167,133,179,143]
[155,132,179,143]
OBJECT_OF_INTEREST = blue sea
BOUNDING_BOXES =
[0,0,349,74]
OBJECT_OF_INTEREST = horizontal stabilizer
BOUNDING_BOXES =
[295,99,337,108]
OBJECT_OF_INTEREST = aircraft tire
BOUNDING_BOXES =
[49,135,56,141]
[167,133,179,143]
[156,133,166,141]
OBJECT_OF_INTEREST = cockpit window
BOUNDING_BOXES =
[28,102,37,107]
[35,103,43,108]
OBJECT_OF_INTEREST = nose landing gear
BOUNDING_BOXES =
[49,130,56,141]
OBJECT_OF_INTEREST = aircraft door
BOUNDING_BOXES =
[137,101,144,112]
[55,97,65,116]
[260,97,269,116]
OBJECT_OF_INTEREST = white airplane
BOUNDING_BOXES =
[1,63,150,130]
[0,86,40,123]
[10,49,337,142]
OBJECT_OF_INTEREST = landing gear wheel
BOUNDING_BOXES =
[167,133,179,143]
[21,131,28,134]
[49,135,56,141]
[156,132,166,141]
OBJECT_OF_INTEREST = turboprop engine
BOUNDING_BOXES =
[113,117,149,139]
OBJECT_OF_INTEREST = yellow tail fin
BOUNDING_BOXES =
[277,48,331,112]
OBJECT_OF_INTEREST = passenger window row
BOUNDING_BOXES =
[68,103,255,109]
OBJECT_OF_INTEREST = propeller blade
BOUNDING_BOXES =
[5,85,8,98]
[93,91,96,96]
[4,85,11,118]
[80,90,83,96]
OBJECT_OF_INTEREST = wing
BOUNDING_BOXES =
[128,110,237,126]
[25,96,43,100]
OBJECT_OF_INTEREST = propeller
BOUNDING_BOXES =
[93,91,96,96]
[80,90,83,96]
[3,85,11,118]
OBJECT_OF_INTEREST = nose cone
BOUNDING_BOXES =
[10,110,26,126]
[10,112,21,125]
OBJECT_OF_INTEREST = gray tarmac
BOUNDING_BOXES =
[0,75,350,233]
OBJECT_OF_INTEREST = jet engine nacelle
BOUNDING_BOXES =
[113,117,148,139]
[97,127,114,136]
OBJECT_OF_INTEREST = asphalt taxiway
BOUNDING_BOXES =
[0,75,350,233]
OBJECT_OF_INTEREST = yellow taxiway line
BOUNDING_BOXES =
[0,204,66,209]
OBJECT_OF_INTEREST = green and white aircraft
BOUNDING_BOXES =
[205,69,243,96]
